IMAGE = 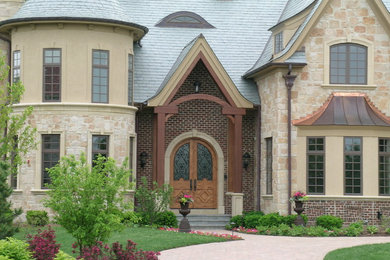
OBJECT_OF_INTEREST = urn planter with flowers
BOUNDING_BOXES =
[178,194,193,232]
[289,191,308,226]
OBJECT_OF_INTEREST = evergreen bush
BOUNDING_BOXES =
[26,210,49,226]
[316,215,343,230]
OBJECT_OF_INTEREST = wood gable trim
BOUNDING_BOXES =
[148,36,253,108]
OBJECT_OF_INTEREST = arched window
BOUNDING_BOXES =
[330,43,367,85]
[156,11,214,28]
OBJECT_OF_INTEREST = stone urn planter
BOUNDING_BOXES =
[179,202,191,232]
[293,200,305,226]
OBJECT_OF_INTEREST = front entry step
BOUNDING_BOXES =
[176,214,231,230]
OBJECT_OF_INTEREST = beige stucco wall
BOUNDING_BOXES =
[256,0,390,214]
[12,23,134,105]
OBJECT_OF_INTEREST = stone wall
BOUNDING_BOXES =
[256,0,390,218]
[10,104,136,220]
[0,0,23,22]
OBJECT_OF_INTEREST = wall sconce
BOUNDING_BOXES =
[139,152,148,168]
[243,152,251,170]
[377,211,383,220]
[194,81,201,93]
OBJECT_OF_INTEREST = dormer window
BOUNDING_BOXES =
[274,32,283,54]
[156,11,214,28]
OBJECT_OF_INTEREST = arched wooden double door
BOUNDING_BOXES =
[171,138,217,209]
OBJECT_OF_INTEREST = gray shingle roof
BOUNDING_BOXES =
[120,0,289,104]
[1,0,147,33]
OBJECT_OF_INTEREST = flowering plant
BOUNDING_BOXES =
[179,194,194,204]
[289,191,308,202]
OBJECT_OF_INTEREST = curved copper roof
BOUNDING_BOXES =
[293,93,390,127]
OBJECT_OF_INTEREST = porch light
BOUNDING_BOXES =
[243,152,251,170]
[139,152,148,168]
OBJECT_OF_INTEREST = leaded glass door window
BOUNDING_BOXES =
[171,138,217,209]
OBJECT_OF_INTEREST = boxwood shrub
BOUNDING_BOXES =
[26,210,49,227]
[316,215,343,230]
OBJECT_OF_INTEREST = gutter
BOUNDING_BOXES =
[243,62,306,79]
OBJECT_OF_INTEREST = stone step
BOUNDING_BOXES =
[176,214,231,230]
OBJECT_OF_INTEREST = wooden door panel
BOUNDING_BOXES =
[171,139,217,209]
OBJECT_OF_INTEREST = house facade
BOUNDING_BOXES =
[1,0,390,224]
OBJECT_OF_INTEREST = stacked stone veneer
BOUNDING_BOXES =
[0,0,23,21]
[256,0,390,219]
[10,104,136,220]
[137,61,257,214]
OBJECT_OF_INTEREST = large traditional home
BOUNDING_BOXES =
[1,0,390,224]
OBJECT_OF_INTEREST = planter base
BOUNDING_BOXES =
[179,216,191,232]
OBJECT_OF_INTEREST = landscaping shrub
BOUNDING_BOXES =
[26,210,49,226]
[316,215,343,230]
[135,177,173,226]
[229,215,244,228]
[288,225,306,236]
[306,226,329,237]
[284,214,308,226]
[386,228,390,234]
[244,214,263,228]
[257,213,283,227]
[155,211,178,228]
[366,225,378,235]
[0,256,10,260]
[27,226,60,260]
[75,240,160,260]
[345,222,364,237]
[0,237,32,260]
[54,251,75,260]
[121,211,142,227]
[44,154,131,254]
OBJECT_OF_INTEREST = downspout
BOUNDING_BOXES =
[283,64,296,215]
[256,104,261,211]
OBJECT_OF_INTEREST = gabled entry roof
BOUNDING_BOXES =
[148,34,253,109]
[293,93,390,127]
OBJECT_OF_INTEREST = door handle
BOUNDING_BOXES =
[190,179,192,190]
[194,179,197,191]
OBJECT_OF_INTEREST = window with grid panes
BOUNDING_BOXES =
[42,134,60,188]
[379,138,390,195]
[13,51,20,83]
[43,49,61,101]
[128,54,134,105]
[266,137,272,194]
[307,137,325,194]
[344,137,362,195]
[92,135,109,165]
[330,43,367,85]
[92,50,109,103]
[129,136,135,182]
[274,32,283,54]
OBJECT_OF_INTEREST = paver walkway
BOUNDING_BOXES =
[159,230,390,260]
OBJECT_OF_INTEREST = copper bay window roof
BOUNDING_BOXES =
[293,93,390,126]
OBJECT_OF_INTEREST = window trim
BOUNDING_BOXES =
[306,136,325,195]
[274,32,283,54]
[91,49,109,104]
[13,50,20,84]
[41,134,61,189]
[379,138,390,196]
[323,38,374,87]
[265,137,273,195]
[43,48,62,102]
[91,134,110,165]
[344,136,363,195]
[128,54,134,106]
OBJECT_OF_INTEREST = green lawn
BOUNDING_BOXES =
[324,243,390,260]
[14,226,229,255]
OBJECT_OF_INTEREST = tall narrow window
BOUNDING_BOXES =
[379,138,390,195]
[129,136,135,182]
[92,50,109,103]
[344,137,362,195]
[307,137,325,194]
[266,137,272,194]
[128,54,134,106]
[274,32,283,54]
[42,134,60,188]
[43,49,61,102]
[92,135,109,164]
[330,43,367,85]
[13,51,20,83]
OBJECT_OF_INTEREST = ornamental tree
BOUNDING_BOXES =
[0,54,37,239]
[44,154,132,254]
